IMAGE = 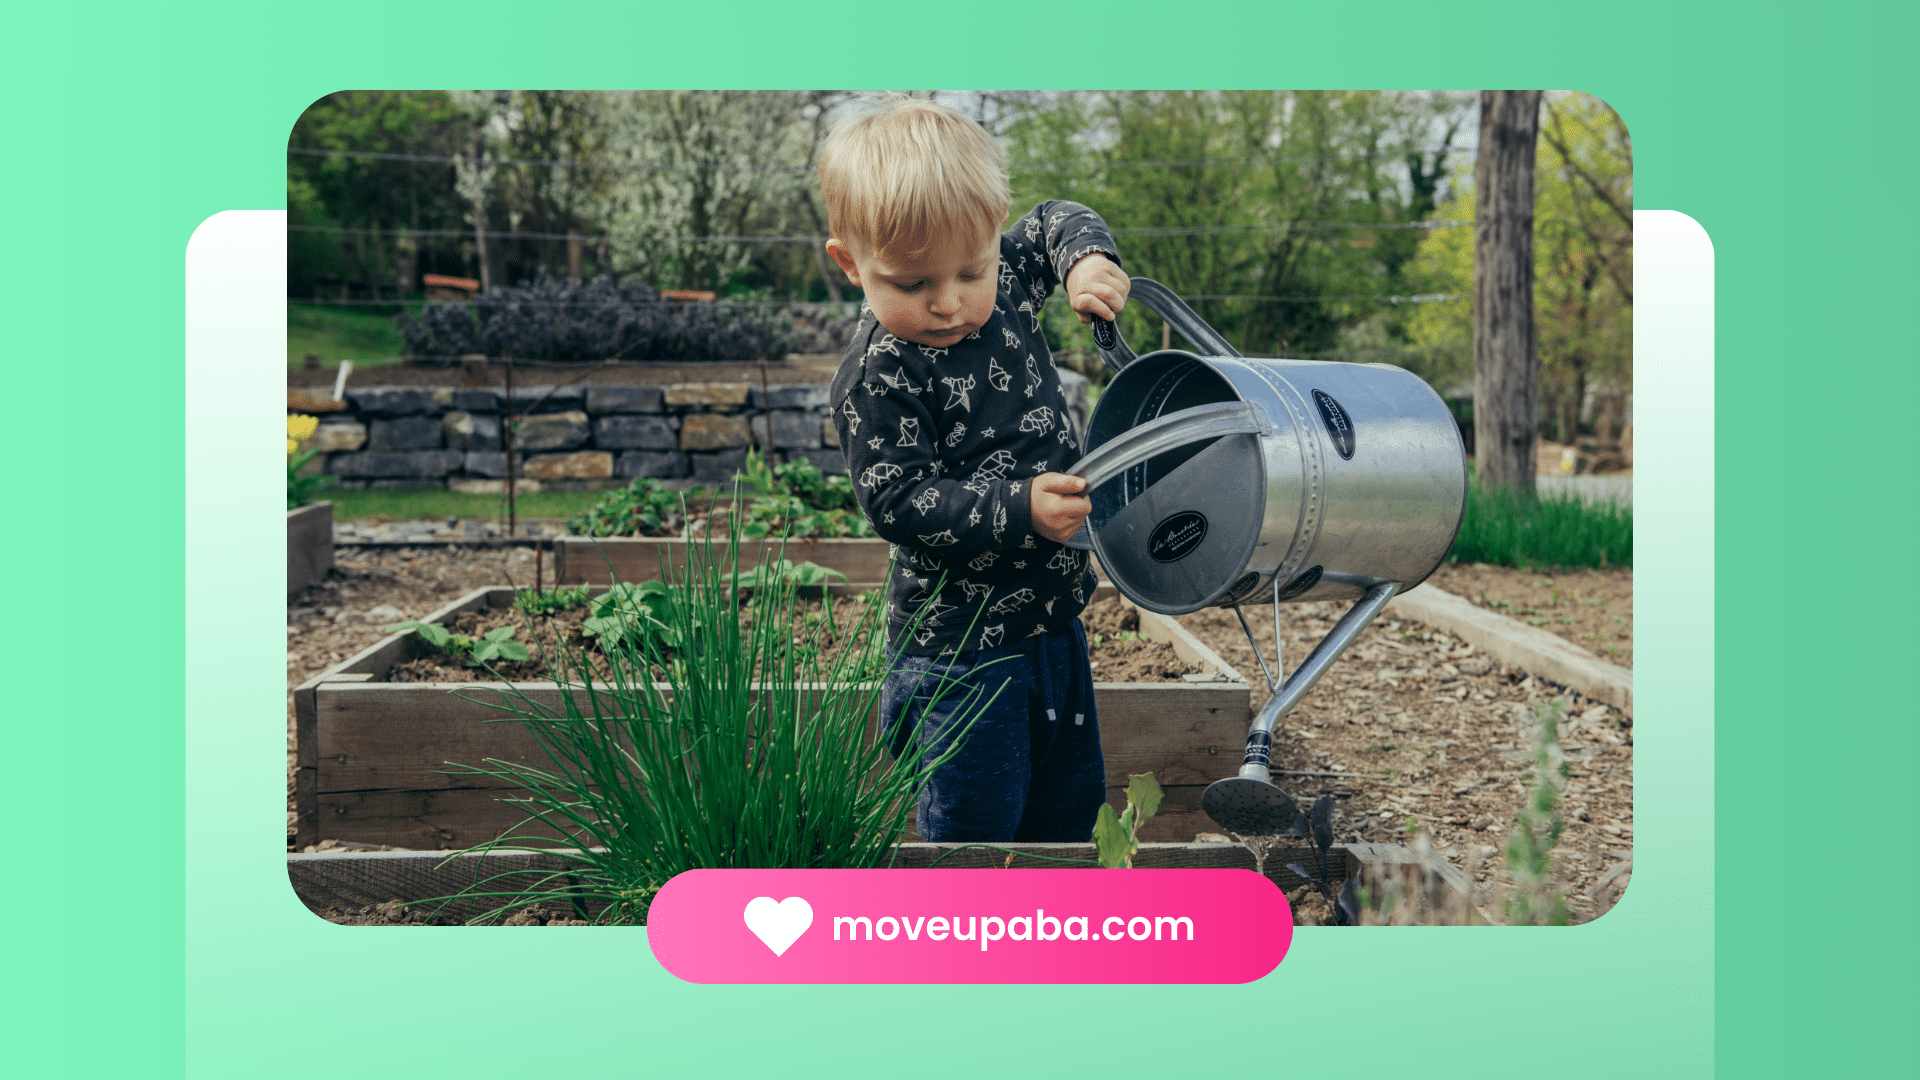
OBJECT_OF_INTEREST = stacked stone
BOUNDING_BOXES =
[307,383,843,490]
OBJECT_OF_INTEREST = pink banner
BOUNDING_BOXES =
[647,868,1293,984]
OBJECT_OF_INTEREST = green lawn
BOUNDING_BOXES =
[288,302,412,366]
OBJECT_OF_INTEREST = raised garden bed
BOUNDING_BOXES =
[292,586,1250,851]
[287,501,333,594]
[553,534,891,586]
[289,840,1478,927]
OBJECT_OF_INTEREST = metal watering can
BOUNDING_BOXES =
[1069,279,1467,836]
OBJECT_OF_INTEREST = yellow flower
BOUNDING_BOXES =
[288,413,320,455]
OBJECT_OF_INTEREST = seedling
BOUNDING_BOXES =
[514,585,593,617]
[1091,773,1164,868]
[385,621,530,667]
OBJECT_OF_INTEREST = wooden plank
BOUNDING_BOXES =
[1388,583,1633,715]
[289,842,1389,923]
[287,501,334,595]
[317,678,1245,794]
[289,848,614,922]
[311,787,589,851]
[554,536,894,586]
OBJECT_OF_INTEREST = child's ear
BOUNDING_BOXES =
[825,240,863,287]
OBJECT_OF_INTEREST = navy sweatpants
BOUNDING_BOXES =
[880,619,1106,844]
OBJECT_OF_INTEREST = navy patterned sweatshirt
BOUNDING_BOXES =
[830,201,1120,656]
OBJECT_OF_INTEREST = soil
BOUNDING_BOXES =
[288,545,544,844]
[315,899,591,927]
[290,551,1631,926]
[1079,596,1204,682]
[1427,562,1634,667]
[1176,564,1634,925]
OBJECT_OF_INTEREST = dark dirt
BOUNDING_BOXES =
[1079,596,1203,682]
[317,899,592,926]
[375,591,1199,686]
[1178,565,1633,925]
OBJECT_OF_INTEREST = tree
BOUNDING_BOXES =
[1406,92,1632,457]
[998,90,1471,362]
[1471,90,1544,497]
[600,91,812,293]
[288,91,476,300]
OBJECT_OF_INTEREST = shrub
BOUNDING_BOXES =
[394,271,860,364]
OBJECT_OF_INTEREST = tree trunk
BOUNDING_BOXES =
[1472,90,1543,498]
[568,231,583,281]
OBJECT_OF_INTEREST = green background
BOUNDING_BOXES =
[5,2,1904,1076]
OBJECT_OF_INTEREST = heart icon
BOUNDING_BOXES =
[742,896,813,957]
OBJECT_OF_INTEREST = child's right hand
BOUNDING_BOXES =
[1030,473,1092,545]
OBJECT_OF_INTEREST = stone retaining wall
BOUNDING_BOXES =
[294,373,1091,491]
[296,383,843,491]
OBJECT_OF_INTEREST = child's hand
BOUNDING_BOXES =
[1030,472,1092,545]
[1065,253,1129,324]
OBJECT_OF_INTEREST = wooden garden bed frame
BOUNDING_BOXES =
[292,584,1251,850]
[288,501,333,595]
[552,535,892,587]
[288,841,1478,925]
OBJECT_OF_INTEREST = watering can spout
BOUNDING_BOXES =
[1201,582,1400,836]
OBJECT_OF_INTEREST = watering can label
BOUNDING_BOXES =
[1148,511,1209,563]
[646,868,1293,984]
[1311,389,1356,460]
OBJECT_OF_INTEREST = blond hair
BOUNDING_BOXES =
[819,95,1010,257]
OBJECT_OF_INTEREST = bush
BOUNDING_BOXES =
[397,269,781,363]
[1447,482,1631,571]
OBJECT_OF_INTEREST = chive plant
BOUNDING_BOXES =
[430,510,992,924]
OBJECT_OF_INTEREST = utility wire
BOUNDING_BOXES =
[291,292,1460,309]
[291,219,1471,244]
[290,145,1475,172]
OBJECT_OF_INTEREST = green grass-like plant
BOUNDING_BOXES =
[287,301,411,365]
[425,517,992,924]
[1505,698,1572,926]
[1447,482,1632,571]
[287,447,335,510]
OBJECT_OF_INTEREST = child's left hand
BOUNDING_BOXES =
[1065,253,1129,324]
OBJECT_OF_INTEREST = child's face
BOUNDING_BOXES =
[827,230,999,349]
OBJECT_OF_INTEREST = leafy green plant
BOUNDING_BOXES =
[566,477,687,538]
[513,585,593,617]
[385,621,531,667]
[735,448,874,538]
[1504,697,1572,926]
[286,413,336,509]
[424,510,985,924]
[576,579,686,652]
[1092,773,1164,868]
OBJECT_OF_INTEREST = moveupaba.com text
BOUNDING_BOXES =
[831,911,1195,951]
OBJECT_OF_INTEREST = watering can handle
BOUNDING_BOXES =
[1087,276,1243,372]
[1067,400,1267,492]
[1059,399,1269,550]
